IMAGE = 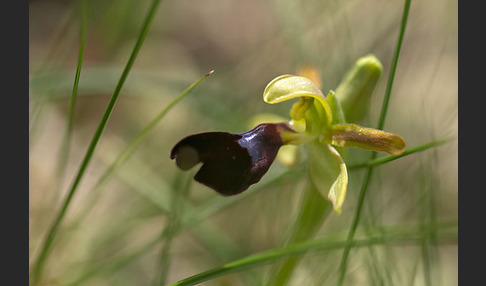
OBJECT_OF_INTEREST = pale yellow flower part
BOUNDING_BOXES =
[263,75,333,126]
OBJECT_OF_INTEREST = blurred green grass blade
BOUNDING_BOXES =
[168,221,456,286]
[29,3,77,145]
[419,163,433,286]
[184,165,305,226]
[267,180,331,286]
[418,149,442,286]
[362,189,402,285]
[93,70,214,191]
[53,71,214,234]
[68,165,305,285]
[30,2,78,76]
[348,136,453,170]
[155,171,193,286]
[54,0,90,204]
[337,1,412,285]
[30,0,163,284]
[377,0,411,131]
[30,1,90,149]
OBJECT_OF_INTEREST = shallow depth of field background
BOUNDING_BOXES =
[29,0,457,285]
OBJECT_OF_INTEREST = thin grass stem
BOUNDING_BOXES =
[29,2,78,147]
[168,221,456,286]
[267,180,332,286]
[337,1,412,285]
[93,70,213,191]
[54,0,90,205]
[155,171,193,286]
[376,0,411,131]
[30,0,163,284]
[68,166,305,285]
[347,136,453,170]
[54,70,214,244]
[418,160,433,286]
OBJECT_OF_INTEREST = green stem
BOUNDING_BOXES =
[30,0,162,284]
[337,1,412,285]
[54,0,90,204]
[68,166,305,285]
[337,159,375,286]
[53,71,214,254]
[93,70,213,190]
[347,137,452,170]
[377,0,411,131]
[29,3,77,143]
[155,171,193,286]
[267,180,332,286]
[169,222,456,286]
[52,70,213,248]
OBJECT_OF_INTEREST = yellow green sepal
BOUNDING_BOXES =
[331,123,405,155]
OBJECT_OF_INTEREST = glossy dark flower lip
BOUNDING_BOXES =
[170,123,294,196]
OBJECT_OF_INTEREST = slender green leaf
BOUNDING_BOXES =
[337,1,412,285]
[169,221,456,286]
[267,180,331,286]
[155,171,193,286]
[54,0,90,204]
[30,0,163,284]
[348,137,452,170]
[93,70,214,191]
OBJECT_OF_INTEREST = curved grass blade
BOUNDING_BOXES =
[55,70,214,236]
[337,1,412,285]
[267,180,331,286]
[46,71,214,284]
[30,0,163,284]
[53,0,90,205]
[168,221,456,286]
[94,70,213,191]
[155,171,193,286]
[30,2,83,148]
[348,136,453,170]
[67,165,305,285]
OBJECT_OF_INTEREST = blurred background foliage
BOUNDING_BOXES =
[29,0,457,285]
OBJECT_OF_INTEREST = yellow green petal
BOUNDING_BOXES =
[263,74,333,125]
[306,140,348,214]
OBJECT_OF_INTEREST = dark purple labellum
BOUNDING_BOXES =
[170,123,290,196]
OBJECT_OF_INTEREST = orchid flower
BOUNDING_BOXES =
[170,55,405,213]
